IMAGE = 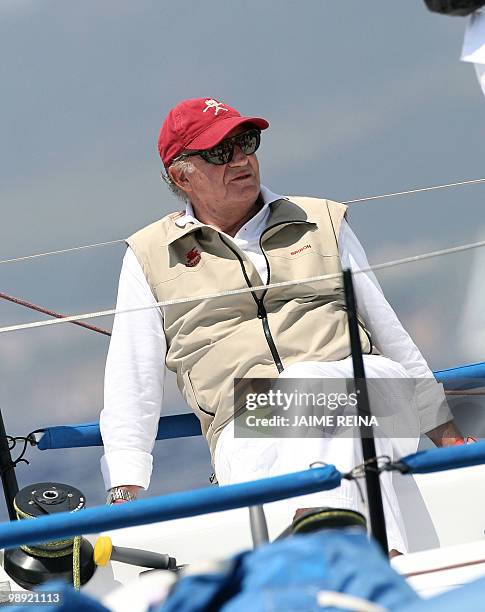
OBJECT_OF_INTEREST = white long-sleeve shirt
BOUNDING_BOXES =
[100,186,450,490]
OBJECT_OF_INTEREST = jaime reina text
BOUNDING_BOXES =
[244,414,379,427]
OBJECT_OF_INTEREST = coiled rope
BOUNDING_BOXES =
[13,499,81,589]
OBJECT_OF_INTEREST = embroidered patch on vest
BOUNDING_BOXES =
[290,244,312,256]
[185,248,201,267]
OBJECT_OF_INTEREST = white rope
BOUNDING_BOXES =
[1,237,485,335]
[0,240,125,266]
[0,177,484,266]
[342,177,485,204]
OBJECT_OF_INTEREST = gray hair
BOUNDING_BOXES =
[160,157,195,202]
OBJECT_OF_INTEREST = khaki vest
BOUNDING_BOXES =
[127,197,374,459]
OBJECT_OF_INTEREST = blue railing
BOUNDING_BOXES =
[1,360,480,553]
[35,361,485,450]
[37,413,201,450]
[0,465,341,549]
[434,360,485,390]
[1,443,485,550]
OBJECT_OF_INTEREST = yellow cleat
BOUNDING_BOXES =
[93,536,113,567]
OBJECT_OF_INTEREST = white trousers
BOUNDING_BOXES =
[214,355,421,553]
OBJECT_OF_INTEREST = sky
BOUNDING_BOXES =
[0,1,484,520]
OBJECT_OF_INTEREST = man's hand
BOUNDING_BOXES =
[108,485,141,505]
[425,420,465,447]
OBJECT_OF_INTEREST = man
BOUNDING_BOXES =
[423,0,485,98]
[100,97,465,556]
[424,0,484,15]
[461,7,485,97]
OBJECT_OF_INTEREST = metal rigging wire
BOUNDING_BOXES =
[0,240,125,266]
[0,176,484,267]
[1,235,485,335]
[1,175,484,337]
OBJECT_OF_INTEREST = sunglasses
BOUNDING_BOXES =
[174,128,261,166]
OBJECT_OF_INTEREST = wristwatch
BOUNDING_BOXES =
[106,487,136,505]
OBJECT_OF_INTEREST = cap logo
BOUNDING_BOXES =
[203,99,229,116]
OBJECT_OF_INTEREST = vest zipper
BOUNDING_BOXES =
[219,235,284,374]
[256,301,284,373]
[256,220,314,373]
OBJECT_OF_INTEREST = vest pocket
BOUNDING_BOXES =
[182,371,215,417]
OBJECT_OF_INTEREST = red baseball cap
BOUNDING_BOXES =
[158,98,269,169]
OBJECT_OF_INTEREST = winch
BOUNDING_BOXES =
[3,482,95,590]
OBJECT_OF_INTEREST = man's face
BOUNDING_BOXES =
[169,125,261,218]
